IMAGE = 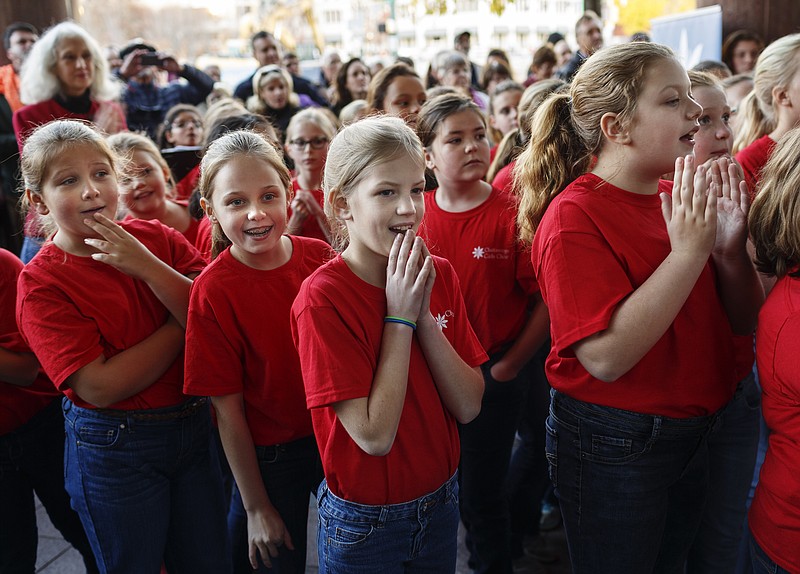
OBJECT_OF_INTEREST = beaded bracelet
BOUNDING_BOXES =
[384,316,417,331]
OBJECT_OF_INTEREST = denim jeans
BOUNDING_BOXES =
[458,352,530,574]
[229,435,323,574]
[62,397,230,574]
[19,236,43,264]
[686,373,760,573]
[0,399,97,574]
[749,530,792,574]
[547,390,716,573]
[316,472,459,573]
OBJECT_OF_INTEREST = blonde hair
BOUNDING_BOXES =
[515,41,675,243]
[106,131,175,192]
[199,130,292,259]
[20,120,120,238]
[732,33,800,154]
[324,116,424,252]
[246,65,299,114]
[19,21,120,105]
[749,127,800,278]
[284,108,337,143]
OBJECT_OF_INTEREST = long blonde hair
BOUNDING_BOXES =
[515,42,675,243]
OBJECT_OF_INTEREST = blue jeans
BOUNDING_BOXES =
[229,435,323,574]
[19,236,43,264]
[686,373,760,573]
[0,399,97,574]
[547,390,715,573]
[316,472,459,573]
[458,352,530,573]
[63,397,230,574]
[749,530,792,574]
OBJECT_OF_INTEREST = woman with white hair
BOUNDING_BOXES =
[12,20,126,263]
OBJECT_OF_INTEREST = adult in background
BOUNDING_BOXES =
[13,21,127,263]
[233,31,328,107]
[330,57,370,116]
[454,30,482,89]
[556,11,603,82]
[117,41,214,141]
[722,30,764,76]
[0,22,37,254]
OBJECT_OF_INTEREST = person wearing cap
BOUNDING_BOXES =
[233,31,328,108]
[556,11,604,82]
[117,41,215,140]
[454,30,482,90]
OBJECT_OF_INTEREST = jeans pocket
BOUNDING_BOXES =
[326,517,375,548]
[545,415,558,485]
[75,420,121,449]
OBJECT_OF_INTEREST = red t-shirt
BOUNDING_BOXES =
[734,135,776,197]
[749,274,800,572]
[289,179,328,243]
[0,249,59,435]
[194,216,212,263]
[530,173,736,417]
[17,219,206,410]
[291,255,487,505]
[491,160,516,195]
[419,187,536,354]
[122,203,199,246]
[174,164,201,202]
[184,237,331,445]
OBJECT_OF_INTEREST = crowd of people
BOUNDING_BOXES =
[2,8,800,574]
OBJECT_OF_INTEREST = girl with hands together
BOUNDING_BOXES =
[15,120,229,573]
[291,116,486,573]
[515,43,761,572]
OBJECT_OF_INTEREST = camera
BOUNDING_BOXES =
[139,53,163,67]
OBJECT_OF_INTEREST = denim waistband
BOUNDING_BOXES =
[319,471,458,522]
[63,396,208,426]
[255,435,317,458]
[551,389,718,438]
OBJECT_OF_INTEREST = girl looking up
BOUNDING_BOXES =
[185,130,331,573]
[284,109,336,243]
[108,132,202,247]
[291,116,486,572]
[417,93,548,573]
[515,41,762,572]
[15,120,228,574]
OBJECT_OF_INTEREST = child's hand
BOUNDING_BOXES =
[385,230,433,323]
[83,213,160,280]
[247,507,295,569]
[709,157,750,259]
[660,155,717,261]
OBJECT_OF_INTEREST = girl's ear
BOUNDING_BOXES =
[165,129,175,144]
[600,112,631,145]
[425,148,436,170]
[200,197,217,222]
[332,191,351,220]
[773,85,792,108]
[27,189,49,215]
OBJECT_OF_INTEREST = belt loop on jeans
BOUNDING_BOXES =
[378,506,389,527]
[651,416,662,441]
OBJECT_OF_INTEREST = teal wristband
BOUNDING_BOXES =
[384,316,417,331]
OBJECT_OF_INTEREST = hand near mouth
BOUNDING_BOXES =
[82,212,163,280]
[385,230,434,324]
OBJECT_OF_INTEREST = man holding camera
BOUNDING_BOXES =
[117,41,215,140]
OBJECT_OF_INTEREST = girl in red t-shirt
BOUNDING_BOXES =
[185,130,331,573]
[416,92,549,571]
[514,42,762,572]
[291,116,486,572]
[15,119,228,573]
[284,108,336,244]
[108,132,203,248]
[747,127,800,574]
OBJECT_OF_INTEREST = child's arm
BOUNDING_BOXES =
[288,191,332,243]
[709,159,764,334]
[64,315,185,407]
[572,156,718,382]
[0,348,39,387]
[333,231,433,456]
[212,393,293,569]
[489,294,550,382]
[83,213,193,327]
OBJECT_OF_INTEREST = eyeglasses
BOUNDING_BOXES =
[289,137,329,150]
[172,120,202,129]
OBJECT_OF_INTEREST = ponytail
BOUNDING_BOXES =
[732,91,772,154]
[514,93,592,243]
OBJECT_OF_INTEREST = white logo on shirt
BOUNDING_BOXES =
[472,246,485,259]
[434,310,454,330]
[472,246,511,260]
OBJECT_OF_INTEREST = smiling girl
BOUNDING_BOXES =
[291,116,485,572]
[246,65,301,138]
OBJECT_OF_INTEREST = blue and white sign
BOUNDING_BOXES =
[651,5,723,68]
